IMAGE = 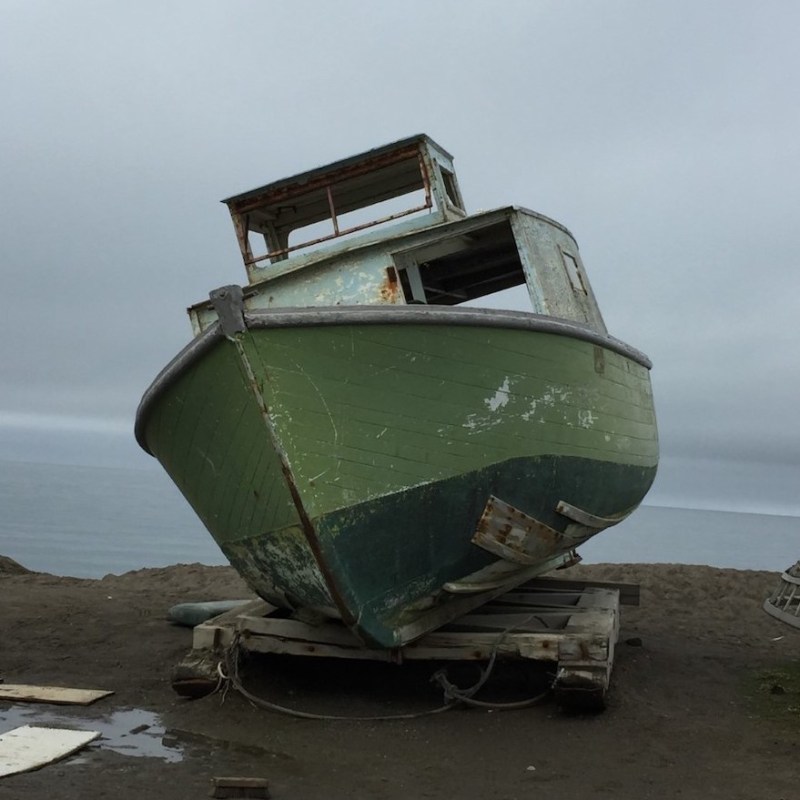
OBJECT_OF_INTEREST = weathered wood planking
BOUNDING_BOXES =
[0,726,100,777]
[189,581,622,707]
[181,579,624,710]
[505,576,640,606]
[0,685,113,706]
[554,587,619,707]
[193,600,274,650]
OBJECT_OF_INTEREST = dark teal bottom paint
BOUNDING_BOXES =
[315,455,657,647]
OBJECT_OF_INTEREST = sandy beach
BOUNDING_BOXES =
[1,556,798,800]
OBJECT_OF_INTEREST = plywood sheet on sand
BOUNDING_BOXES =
[0,685,113,706]
[0,725,100,777]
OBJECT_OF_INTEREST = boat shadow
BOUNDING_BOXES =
[233,650,555,719]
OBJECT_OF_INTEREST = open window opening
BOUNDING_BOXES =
[287,186,431,250]
[233,149,438,267]
[561,250,587,295]
[438,166,463,209]
[395,221,526,306]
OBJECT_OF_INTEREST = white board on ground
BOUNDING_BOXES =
[0,725,100,777]
[0,685,113,705]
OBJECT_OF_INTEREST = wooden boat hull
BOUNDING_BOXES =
[136,306,658,647]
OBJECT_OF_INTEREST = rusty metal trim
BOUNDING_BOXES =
[229,145,424,214]
[418,150,432,210]
[555,501,635,530]
[326,185,339,236]
[247,200,433,264]
[227,139,442,265]
[222,136,446,207]
[472,495,562,566]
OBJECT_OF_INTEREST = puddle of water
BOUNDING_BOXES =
[0,705,183,763]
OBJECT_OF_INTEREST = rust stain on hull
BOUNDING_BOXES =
[472,495,562,565]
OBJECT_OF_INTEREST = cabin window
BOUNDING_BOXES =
[394,220,525,306]
[287,187,430,250]
[562,250,587,295]
[439,166,463,211]
[232,148,442,267]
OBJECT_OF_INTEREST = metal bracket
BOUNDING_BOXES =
[209,285,246,338]
[472,495,562,565]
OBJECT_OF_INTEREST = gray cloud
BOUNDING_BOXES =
[2,1,798,505]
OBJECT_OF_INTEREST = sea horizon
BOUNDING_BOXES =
[1,455,797,580]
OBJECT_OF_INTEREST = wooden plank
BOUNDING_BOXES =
[238,615,364,647]
[193,623,235,651]
[0,685,113,706]
[406,629,562,662]
[227,599,275,622]
[460,605,573,625]
[242,636,393,662]
[490,590,581,608]
[442,552,574,594]
[445,612,568,632]
[193,600,274,650]
[519,576,640,606]
[243,624,566,662]
[396,552,578,644]
[554,591,618,707]
[0,725,100,777]
[210,776,270,799]
[575,588,621,611]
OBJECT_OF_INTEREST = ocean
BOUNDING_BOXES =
[0,458,797,579]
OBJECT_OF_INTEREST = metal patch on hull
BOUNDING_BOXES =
[472,495,563,565]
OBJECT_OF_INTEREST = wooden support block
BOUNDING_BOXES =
[193,600,273,650]
[210,776,270,799]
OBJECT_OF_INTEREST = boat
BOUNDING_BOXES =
[135,135,658,648]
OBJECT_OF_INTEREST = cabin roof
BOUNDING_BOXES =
[221,134,452,207]
[221,134,464,269]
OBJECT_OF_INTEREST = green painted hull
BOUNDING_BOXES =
[137,312,657,647]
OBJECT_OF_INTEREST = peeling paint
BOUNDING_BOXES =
[521,399,538,422]
[463,413,504,435]
[485,377,512,412]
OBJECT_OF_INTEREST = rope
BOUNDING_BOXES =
[212,619,553,720]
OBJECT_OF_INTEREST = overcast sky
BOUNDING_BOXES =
[2,1,798,512]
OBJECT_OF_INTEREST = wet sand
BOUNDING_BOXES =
[1,557,798,799]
